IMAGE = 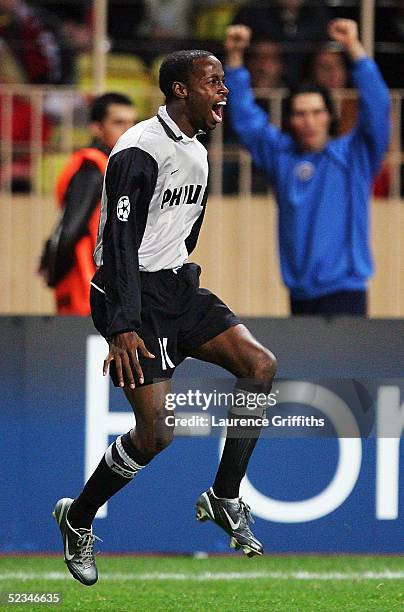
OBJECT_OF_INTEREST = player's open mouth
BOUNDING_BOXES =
[211,101,226,123]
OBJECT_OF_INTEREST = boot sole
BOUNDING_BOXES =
[196,504,263,557]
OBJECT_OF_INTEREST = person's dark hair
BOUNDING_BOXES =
[283,82,338,137]
[90,92,133,123]
[159,50,214,101]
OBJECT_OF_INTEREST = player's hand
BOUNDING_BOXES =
[328,19,358,47]
[103,331,155,389]
[225,25,251,67]
[225,25,251,53]
[327,18,366,61]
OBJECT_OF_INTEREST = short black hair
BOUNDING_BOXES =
[90,92,133,123]
[283,82,338,137]
[159,50,215,101]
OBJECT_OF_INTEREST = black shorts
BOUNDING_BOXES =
[90,263,240,386]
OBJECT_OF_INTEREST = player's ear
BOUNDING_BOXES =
[172,81,188,99]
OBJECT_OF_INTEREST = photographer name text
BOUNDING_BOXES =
[165,415,325,428]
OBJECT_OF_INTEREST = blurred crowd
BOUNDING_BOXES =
[1,1,403,86]
[0,1,399,317]
[0,0,402,192]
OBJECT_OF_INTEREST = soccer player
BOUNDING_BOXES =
[53,50,277,585]
[39,93,137,314]
[224,19,390,315]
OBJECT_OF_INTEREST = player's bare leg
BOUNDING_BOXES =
[67,380,173,528]
[192,324,277,556]
[123,380,174,459]
[189,324,276,382]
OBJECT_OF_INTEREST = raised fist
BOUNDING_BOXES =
[225,24,252,55]
[328,18,359,48]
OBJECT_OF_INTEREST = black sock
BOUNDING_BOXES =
[68,431,150,529]
[213,384,267,499]
[212,433,260,499]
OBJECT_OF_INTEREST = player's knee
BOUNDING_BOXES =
[146,431,173,457]
[136,435,171,458]
[154,412,175,453]
[153,430,174,454]
[137,419,174,458]
[250,348,277,388]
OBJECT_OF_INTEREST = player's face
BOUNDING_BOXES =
[186,56,228,132]
[92,103,138,150]
[289,93,331,152]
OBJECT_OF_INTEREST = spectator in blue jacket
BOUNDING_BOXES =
[224,19,391,315]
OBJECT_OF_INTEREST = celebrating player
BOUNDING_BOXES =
[53,49,277,585]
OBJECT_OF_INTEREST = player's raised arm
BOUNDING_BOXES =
[328,18,390,169]
[225,24,252,68]
[327,18,366,61]
[224,25,283,179]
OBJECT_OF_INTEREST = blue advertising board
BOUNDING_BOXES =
[1,317,403,553]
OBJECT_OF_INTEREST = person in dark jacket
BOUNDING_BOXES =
[39,93,137,314]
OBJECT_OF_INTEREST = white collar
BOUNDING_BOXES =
[158,105,202,143]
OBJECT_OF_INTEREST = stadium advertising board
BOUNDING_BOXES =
[1,317,403,553]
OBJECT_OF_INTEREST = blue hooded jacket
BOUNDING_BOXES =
[225,58,391,299]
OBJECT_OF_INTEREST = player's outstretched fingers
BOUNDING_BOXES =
[128,339,155,386]
[138,339,155,360]
[129,351,144,386]
[113,354,125,387]
[121,352,136,389]
[103,353,113,377]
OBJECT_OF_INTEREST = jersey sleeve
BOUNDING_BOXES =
[351,57,391,174]
[185,187,207,256]
[45,162,103,287]
[225,65,284,180]
[101,146,158,337]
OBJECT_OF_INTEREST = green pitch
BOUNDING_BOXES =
[1,555,403,611]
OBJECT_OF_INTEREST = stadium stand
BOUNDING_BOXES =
[0,0,403,316]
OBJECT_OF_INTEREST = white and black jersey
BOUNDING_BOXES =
[93,106,209,337]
